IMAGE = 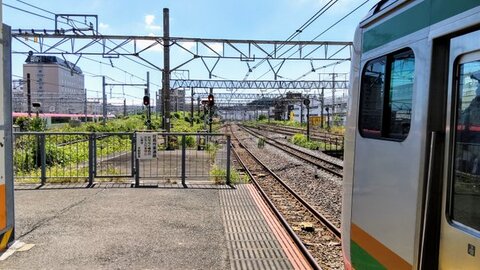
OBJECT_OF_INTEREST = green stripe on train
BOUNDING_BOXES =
[351,240,386,270]
[363,0,480,52]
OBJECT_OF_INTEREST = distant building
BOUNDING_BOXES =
[22,55,85,114]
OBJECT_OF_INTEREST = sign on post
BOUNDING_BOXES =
[136,133,157,159]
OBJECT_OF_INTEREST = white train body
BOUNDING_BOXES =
[343,0,480,269]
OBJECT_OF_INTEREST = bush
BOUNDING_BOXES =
[14,117,46,131]
[258,114,267,121]
[180,135,196,148]
[290,133,323,150]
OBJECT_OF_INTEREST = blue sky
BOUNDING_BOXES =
[3,0,376,105]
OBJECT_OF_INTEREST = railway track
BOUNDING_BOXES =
[228,124,342,269]
[240,125,343,178]
[255,123,344,144]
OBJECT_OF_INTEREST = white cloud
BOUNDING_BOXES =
[99,22,109,29]
[209,43,223,54]
[145,15,162,31]
[145,15,155,25]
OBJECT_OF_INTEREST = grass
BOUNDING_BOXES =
[209,165,249,185]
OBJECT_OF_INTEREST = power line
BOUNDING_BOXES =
[6,1,162,86]
[13,38,160,88]
[243,0,339,80]
[3,2,54,21]
[255,0,370,81]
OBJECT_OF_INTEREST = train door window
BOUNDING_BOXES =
[451,58,480,232]
[359,49,414,140]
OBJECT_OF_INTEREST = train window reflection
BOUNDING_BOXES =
[359,57,385,138]
[453,60,480,232]
[359,48,414,140]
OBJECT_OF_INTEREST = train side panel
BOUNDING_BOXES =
[343,0,480,269]
[341,25,362,269]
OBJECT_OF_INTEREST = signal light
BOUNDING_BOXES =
[207,94,214,107]
[143,96,150,106]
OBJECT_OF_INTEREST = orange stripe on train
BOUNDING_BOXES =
[351,223,412,270]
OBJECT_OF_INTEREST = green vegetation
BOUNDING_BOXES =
[15,116,46,131]
[290,133,323,150]
[14,112,226,182]
[257,114,268,121]
[209,165,249,185]
[257,137,265,148]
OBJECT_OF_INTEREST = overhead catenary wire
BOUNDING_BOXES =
[5,1,163,87]
[255,0,371,81]
[243,0,339,80]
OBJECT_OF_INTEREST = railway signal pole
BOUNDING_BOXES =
[102,73,149,126]
[304,98,310,141]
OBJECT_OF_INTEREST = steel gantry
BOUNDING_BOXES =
[12,32,352,71]
[170,79,348,89]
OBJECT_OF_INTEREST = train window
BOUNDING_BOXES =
[359,49,414,140]
[451,59,480,232]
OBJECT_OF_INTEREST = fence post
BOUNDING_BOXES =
[40,134,46,185]
[88,133,95,187]
[131,133,135,180]
[181,134,186,187]
[134,132,140,187]
[226,135,231,186]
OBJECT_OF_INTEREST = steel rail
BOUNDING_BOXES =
[256,123,344,143]
[258,123,344,140]
[227,126,322,270]
[229,124,341,239]
[241,125,343,177]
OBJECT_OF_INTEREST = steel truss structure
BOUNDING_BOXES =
[12,31,352,73]
[170,79,348,89]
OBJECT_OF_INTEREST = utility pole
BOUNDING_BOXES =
[102,76,107,125]
[162,8,171,132]
[197,96,201,115]
[27,73,31,117]
[84,89,88,122]
[304,98,310,141]
[123,98,127,117]
[330,73,337,124]
[209,88,213,132]
[147,71,151,127]
[156,90,160,119]
[190,87,194,127]
[332,88,336,123]
[320,87,324,129]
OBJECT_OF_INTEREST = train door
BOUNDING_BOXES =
[439,30,480,268]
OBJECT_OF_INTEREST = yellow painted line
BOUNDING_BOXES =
[0,228,13,250]
[351,223,412,270]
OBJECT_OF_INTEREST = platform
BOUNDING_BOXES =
[1,184,311,269]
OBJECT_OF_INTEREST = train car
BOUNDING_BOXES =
[342,0,480,269]
[12,112,113,128]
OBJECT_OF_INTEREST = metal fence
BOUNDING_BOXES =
[13,131,231,187]
[135,132,231,186]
